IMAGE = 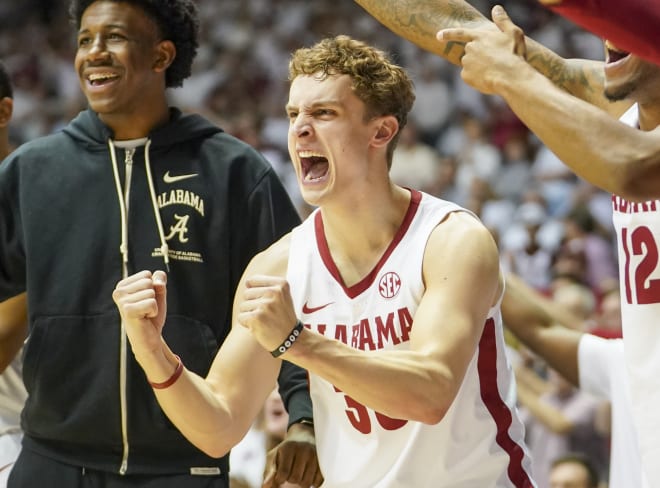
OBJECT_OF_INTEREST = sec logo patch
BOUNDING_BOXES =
[378,272,401,299]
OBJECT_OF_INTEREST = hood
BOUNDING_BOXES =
[62,108,223,149]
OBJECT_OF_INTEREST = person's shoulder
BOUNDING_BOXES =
[247,232,292,277]
[432,207,492,242]
[2,131,69,166]
[425,208,500,274]
[416,192,494,250]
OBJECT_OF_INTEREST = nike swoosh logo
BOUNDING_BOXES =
[302,302,334,314]
[163,171,198,184]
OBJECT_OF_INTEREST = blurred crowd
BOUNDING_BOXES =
[0,1,620,486]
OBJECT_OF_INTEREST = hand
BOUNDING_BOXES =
[437,5,528,94]
[112,270,168,357]
[263,422,323,488]
[238,275,300,354]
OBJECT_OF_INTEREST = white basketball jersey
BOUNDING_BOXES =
[286,190,534,487]
[612,105,660,487]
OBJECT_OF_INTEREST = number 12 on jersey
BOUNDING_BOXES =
[621,225,660,304]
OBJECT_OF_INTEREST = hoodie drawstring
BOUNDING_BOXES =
[108,139,129,266]
[143,139,170,271]
[108,138,170,271]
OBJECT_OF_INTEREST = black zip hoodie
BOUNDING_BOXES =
[0,108,311,475]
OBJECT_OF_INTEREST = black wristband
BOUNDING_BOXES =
[271,320,304,358]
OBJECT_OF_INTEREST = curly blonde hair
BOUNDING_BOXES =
[289,35,415,167]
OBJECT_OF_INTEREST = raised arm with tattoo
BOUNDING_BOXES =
[353,0,620,110]
[439,6,660,201]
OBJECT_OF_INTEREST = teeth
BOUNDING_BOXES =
[88,73,117,81]
[298,151,324,158]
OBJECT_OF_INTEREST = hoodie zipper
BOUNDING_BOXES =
[119,147,135,475]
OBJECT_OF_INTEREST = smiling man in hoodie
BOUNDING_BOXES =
[0,1,318,487]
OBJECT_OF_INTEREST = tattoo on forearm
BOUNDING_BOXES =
[526,51,574,91]
[356,0,483,33]
[354,0,485,61]
[527,52,601,103]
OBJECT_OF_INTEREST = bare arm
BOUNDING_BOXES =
[242,212,500,423]
[514,362,551,396]
[0,293,27,372]
[516,371,576,434]
[495,65,660,200]
[502,273,584,386]
[353,0,625,111]
[441,8,659,200]
[114,248,322,486]
[113,272,282,458]
[354,0,487,65]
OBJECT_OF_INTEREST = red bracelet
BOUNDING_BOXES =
[149,354,184,389]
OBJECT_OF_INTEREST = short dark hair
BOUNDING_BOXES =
[68,0,199,88]
[551,453,599,488]
[0,62,12,99]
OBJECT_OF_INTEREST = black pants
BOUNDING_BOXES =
[8,449,229,488]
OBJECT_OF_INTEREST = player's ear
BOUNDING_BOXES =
[371,115,398,148]
[153,40,176,72]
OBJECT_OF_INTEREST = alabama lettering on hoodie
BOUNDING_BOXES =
[0,108,311,475]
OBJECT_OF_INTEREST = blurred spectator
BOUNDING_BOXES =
[550,280,596,328]
[501,201,557,291]
[517,367,608,488]
[230,388,302,488]
[492,133,534,203]
[390,121,442,193]
[587,288,623,339]
[429,155,461,202]
[516,267,608,486]
[444,112,501,206]
[561,204,618,296]
[531,145,578,218]
[549,453,600,488]
[408,55,454,145]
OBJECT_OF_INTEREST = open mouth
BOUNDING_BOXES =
[299,151,329,183]
[605,41,630,64]
[87,72,120,86]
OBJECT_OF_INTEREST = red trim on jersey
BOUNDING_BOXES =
[477,318,534,487]
[314,189,422,299]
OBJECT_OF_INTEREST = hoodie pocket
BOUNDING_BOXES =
[22,313,124,449]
